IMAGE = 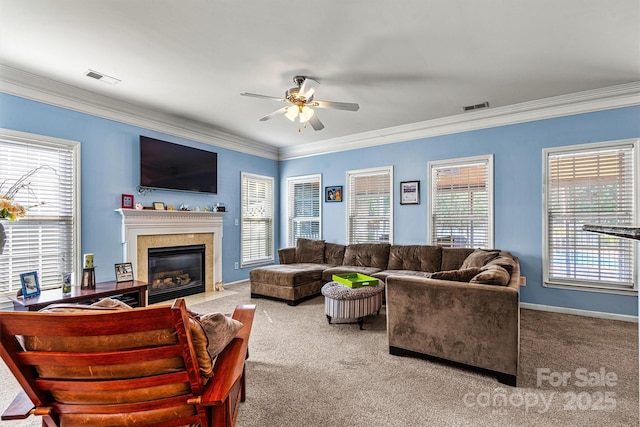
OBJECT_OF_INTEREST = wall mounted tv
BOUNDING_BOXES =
[139,136,217,194]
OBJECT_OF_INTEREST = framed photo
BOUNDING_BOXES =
[20,271,40,299]
[325,186,343,202]
[153,202,165,210]
[115,262,134,282]
[121,194,134,209]
[400,181,420,205]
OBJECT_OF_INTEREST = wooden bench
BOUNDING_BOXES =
[0,298,255,426]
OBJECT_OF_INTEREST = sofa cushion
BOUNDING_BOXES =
[387,245,442,272]
[460,249,500,269]
[296,238,325,263]
[470,265,511,286]
[324,242,346,265]
[250,263,326,287]
[484,252,518,275]
[343,243,390,269]
[373,270,434,281]
[440,247,476,271]
[431,268,482,282]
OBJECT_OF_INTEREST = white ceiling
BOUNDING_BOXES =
[1,1,639,153]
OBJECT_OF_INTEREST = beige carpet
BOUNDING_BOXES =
[1,281,637,426]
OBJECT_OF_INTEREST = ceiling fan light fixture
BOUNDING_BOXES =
[285,105,298,121]
[299,106,315,123]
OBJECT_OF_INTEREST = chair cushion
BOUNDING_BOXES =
[484,252,518,275]
[296,238,325,263]
[191,312,243,362]
[440,247,476,271]
[387,245,442,272]
[324,242,346,265]
[250,263,326,286]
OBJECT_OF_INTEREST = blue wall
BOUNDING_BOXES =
[280,106,640,316]
[2,91,638,316]
[0,93,279,284]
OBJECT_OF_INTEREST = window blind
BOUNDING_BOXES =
[545,144,636,290]
[241,172,274,266]
[287,175,321,247]
[0,135,77,297]
[430,156,492,248]
[347,167,393,244]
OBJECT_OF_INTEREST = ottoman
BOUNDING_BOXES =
[321,280,385,330]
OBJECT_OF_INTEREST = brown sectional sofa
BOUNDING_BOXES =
[249,238,521,385]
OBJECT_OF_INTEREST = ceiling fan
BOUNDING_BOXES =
[241,76,359,131]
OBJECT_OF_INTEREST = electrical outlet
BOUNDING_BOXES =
[235,218,239,226]
[234,262,239,270]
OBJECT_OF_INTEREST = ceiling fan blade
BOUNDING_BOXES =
[241,92,287,103]
[311,100,360,111]
[259,107,288,121]
[309,114,325,131]
[298,77,320,101]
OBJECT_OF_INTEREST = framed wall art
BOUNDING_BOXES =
[153,202,166,210]
[325,186,343,202]
[400,181,420,205]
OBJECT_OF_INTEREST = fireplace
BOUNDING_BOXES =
[148,244,205,304]
[116,209,225,304]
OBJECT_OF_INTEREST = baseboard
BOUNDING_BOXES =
[521,302,638,323]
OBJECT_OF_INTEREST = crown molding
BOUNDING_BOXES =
[279,82,640,160]
[0,65,280,160]
[2,65,638,162]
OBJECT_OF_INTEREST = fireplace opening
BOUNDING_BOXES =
[148,244,205,304]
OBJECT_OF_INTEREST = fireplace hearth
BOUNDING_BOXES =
[148,244,205,304]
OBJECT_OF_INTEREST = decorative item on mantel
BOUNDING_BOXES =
[0,166,56,255]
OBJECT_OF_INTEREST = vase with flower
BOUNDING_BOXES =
[0,166,56,254]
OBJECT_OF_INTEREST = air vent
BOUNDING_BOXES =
[85,70,120,85]
[462,101,490,112]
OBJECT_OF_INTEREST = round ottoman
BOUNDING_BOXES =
[321,280,385,330]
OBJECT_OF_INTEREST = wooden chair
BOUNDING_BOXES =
[0,298,255,426]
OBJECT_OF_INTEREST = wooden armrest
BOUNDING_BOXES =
[201,304,256,406]
[1,390,34,420]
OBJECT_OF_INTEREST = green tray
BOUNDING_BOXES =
[332,273,379,288]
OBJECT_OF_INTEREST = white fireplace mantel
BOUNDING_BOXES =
[116,209,225,287]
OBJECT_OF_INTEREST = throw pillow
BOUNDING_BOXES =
[195,312,244,361]
[460,249,500,269]
[431,268,482,282]
[470,265,510,286]
[484,253,518,275]
[296,238,325,263]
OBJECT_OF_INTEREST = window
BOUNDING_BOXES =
[287,174,321,247]
[429,155,493,248]
[543,140,637,293]
[241,172,274,267]
[346,166,393,244]
[0,129,80,298]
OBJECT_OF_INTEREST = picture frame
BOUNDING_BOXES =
[20,271,41,299]
[325,186,343,202]
[115,262,134,282]
[153,202,165,210]
[121,193,134,209]
[400,181,420,205]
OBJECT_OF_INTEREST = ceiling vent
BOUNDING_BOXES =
[85,70,120,85]
[462,101,490,112]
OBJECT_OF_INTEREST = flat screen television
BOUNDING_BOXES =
[140,136,217,194]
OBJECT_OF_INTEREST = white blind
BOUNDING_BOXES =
[347,167,393,244]
[241,172,274,266]
[287,175,321,247]
[430,156,492,248]
[0,137,77,297]
[545,144,636,290]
